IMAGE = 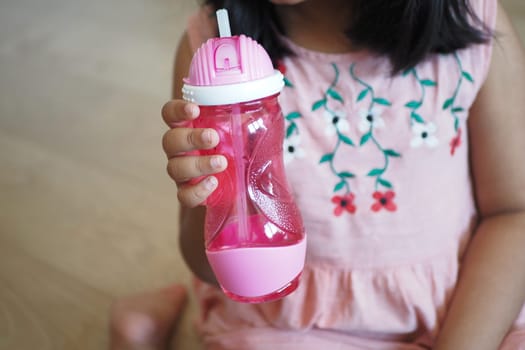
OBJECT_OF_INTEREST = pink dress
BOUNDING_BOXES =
[185,1,525,348]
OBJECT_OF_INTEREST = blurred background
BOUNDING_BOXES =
[0,0,523,349]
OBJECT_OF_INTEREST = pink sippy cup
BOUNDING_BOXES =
[182,9,306,303]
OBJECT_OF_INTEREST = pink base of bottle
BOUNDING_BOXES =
[223,272,301,303]
[206,238,306,303]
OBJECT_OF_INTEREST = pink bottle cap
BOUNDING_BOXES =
[182,9,284,106]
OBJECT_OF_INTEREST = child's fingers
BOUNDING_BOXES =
[161,100,200,127]
[162,127,219,157]
[167,155,227,184]
[176,176,218,208]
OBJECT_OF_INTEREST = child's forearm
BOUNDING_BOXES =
[179,206,219,286]
[434,211,525,350]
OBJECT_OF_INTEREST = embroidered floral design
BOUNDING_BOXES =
[283,134,306,164]
[450,127,462,155]
[323,109,350,135]
[350,63,401,197]
[280,61,305,161]
[402,68,437,125]
[277,61,293,87]
[358,107,385,133]
[312,63,354,142]
[285,111,302,138]
[442,53,473,156]
[410,122,439,148]
[316,63,357,202]
[331,193,357,216]
[371,191,397,212]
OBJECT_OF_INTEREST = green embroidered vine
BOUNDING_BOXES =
[312,63,347,117]
[282,66,302,138]
[351,64,392,110]
[317,63,356,193]
[285,111,301,137]
[402,68,437,124]
[283,76,293,88]
[442,53,473,132]
[350,63,401,190]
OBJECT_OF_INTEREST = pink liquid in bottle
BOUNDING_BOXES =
[182,9,306,303]
[206,215,306,303]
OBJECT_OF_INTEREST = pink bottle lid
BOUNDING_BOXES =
[182,9,284,106]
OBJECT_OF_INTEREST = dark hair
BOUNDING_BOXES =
[204,0,492,74]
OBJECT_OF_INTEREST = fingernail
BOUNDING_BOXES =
[184,104,199,118]
[210,156,225,169]
[204,176,217,191]
[202,129,213,145]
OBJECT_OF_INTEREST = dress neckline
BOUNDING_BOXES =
[279,35,393,77]
[279,35,379,64]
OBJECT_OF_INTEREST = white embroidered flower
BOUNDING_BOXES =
[358,107,385,133]
[410,122,439,148]
[283,134,306,164]
[323,109,350,136]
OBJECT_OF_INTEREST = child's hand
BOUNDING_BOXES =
[161,100,227,207]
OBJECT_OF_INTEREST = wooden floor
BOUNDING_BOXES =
[0,0,523,349]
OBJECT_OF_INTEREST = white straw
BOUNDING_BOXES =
[216,9,232,38]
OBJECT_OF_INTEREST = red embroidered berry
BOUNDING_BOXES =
[371,191,397,212]
[450,128,462,156]
[331,193,357,216]
[277,61,287,75]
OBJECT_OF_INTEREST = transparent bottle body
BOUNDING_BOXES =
[193,95,306,303]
